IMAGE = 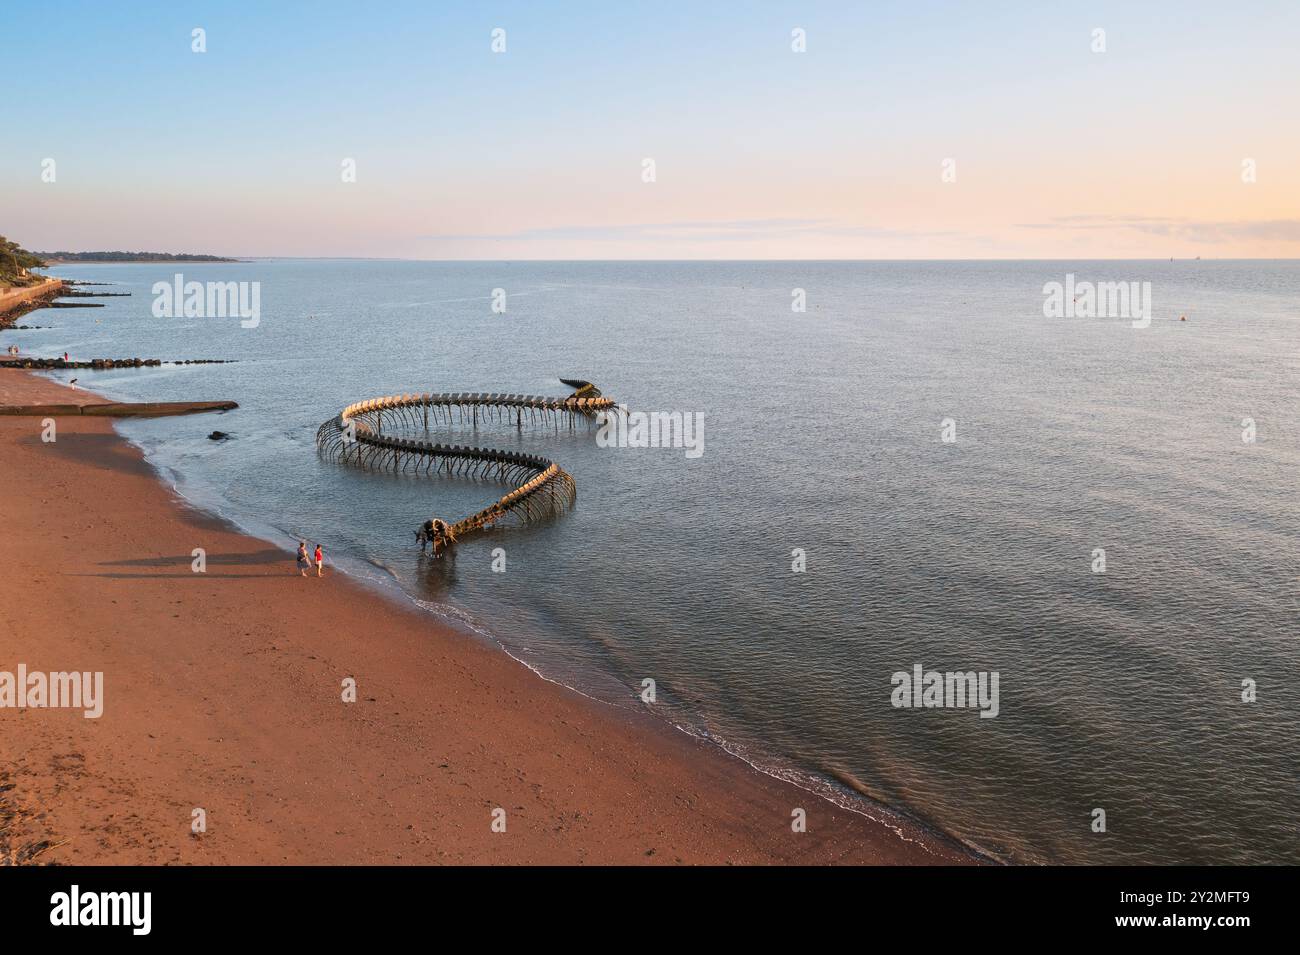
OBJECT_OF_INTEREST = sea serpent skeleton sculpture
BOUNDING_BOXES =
[315,379,617,543]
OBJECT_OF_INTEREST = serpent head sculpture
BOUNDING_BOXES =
[316,379,618,545]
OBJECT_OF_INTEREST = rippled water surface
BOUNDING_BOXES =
[15,259,1299,863]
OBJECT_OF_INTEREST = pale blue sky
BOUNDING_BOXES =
[4,1,1297,258]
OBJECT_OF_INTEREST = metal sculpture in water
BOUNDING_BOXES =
[316,379,616,547]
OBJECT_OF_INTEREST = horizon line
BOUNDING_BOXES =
[42,256,1300,264]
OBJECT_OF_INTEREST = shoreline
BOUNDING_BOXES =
[147,448,993,863]
[0,367,978,864]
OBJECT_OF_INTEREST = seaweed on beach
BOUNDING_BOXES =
[0,770,66,866]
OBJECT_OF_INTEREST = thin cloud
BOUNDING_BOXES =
[1017,216,1300,243]
[418,219,960,244]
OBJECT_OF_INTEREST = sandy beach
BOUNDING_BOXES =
[0,369,972,865]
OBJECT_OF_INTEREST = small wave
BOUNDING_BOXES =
[709,734,1001,864]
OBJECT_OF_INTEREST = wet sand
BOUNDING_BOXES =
[0,370,974,865]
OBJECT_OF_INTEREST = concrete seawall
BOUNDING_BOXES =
[0,278,65,320]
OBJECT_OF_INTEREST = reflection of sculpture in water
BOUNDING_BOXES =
[316,379,619,551]
[416,533,458,594]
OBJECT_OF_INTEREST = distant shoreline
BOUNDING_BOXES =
[37,253,242,264]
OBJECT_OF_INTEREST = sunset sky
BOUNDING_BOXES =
[4,1,1298,259]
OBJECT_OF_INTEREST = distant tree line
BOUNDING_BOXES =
[34,251,239,262]
[1,235,48,287]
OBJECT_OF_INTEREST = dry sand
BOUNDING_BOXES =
[0,371,973,865]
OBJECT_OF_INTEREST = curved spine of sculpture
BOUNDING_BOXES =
[315,379,617,541]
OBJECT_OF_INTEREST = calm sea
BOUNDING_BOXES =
[16,259,1299,864]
